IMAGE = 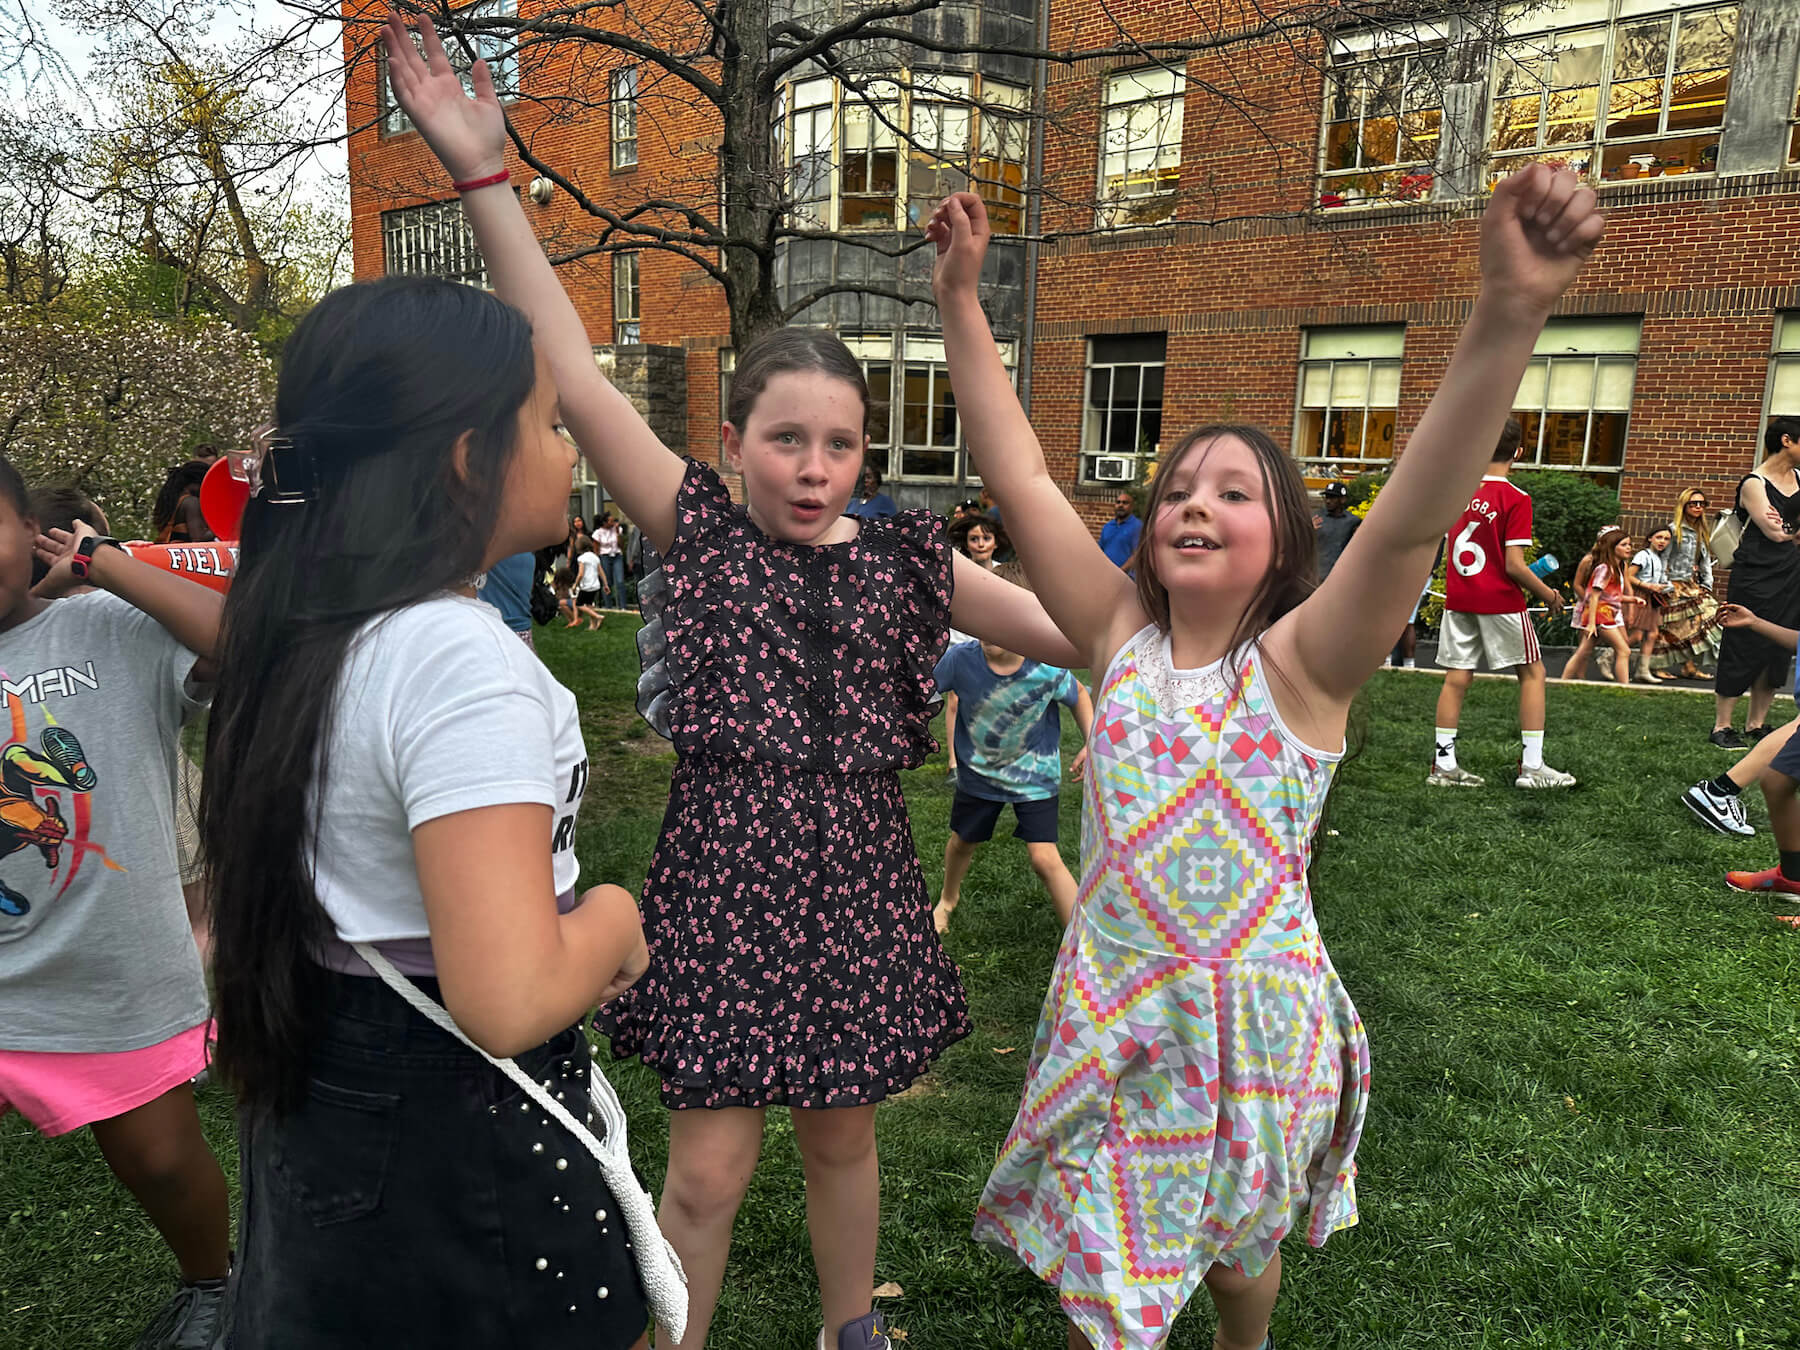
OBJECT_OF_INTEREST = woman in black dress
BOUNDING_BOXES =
[1711,417,1800,747]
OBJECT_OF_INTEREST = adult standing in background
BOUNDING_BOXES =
[594,511,626,606]
[564,513,587,573]
[1098,490,1141,570]
[152,460,216,543]
[1711,418,1800,749]
[477,551,538,651]
[1660,486,1721,680]
[1314,481,1361,583]
[847,462,898,518]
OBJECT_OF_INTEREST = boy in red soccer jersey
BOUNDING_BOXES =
[1430,419,1576,789]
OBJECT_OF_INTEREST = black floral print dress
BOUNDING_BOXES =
[597,461,972,1110]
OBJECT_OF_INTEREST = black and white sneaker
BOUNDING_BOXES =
[1684,781,1755,836]
[134,1278,229,1350]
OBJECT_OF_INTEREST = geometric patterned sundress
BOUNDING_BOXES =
[973,625,1371,1349]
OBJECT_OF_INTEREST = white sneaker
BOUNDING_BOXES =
[1514,762,1577,789]
[1683,781,1755,836]
[1426,762,1485,788]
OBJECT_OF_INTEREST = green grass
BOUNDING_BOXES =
[5,618,1800,1348]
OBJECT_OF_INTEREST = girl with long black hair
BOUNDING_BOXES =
[202,274,654,1347]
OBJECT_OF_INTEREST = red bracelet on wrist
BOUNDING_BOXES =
[452,170,511,194]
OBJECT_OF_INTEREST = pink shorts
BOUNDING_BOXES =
[0,1022,211,1137]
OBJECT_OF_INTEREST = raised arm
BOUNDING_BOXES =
[381,12,684,552]
[36,523,223,678]
[1266,166,1604,704]
[929,194,1141,670]
[951,552,1082,668]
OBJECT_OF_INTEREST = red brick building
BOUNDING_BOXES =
[344,0,1800,525]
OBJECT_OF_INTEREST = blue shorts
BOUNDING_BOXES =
[950,790,1059,844]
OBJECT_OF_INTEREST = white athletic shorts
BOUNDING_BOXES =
[1438,609,1541,671]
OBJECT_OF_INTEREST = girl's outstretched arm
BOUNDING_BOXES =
[381,12,683,552]
[930,193,1142,672]
[950,552,1082,667]
[1267,165,1604,706]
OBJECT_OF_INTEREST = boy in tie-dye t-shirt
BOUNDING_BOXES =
[932,565,1093,934]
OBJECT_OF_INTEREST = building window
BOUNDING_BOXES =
[1488,3,1738,186]
[788,79,833,228]
[1790,71,1800,165]
[905,73,973,230]
[1098,67,1184,228]
[779,74,1030,234]
[380,0,518,137]
[382,199,488,286]
[841,333,1013,482]
[1294,326,1404,467]
[613,253,640,345]
[975,82,1031,233]
[1081,334,1166,484]
[1511,316,1639,482]
[611,67,639,169]
[1768,313,1800,430]
[1319,46,1441,209]
[841,79,902,230]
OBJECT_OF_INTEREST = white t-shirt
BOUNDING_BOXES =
[309,596,589,970]
[576,551,602,592]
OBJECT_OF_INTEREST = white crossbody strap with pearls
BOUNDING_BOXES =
[353,943,689,1343]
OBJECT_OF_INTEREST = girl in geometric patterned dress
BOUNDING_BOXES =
[927,168,1605,1350]
[387,20,1081,1350]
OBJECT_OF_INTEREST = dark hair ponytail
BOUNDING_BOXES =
[203,276,536,1113]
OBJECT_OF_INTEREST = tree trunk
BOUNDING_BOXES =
[718,0,785,354]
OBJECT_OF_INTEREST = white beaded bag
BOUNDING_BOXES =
[354,943,690,1343]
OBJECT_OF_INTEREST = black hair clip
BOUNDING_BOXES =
[240,424,319,505]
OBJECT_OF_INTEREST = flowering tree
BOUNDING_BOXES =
[0,312,273,538]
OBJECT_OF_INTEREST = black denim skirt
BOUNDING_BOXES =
[229,969,649,1348]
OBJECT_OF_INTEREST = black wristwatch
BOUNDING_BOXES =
[69,535,123,582]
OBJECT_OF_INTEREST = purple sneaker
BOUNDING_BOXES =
[818,1311,892,1350]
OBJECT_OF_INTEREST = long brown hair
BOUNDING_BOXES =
[1583,526,1628,590]
[1132,424,1317,665]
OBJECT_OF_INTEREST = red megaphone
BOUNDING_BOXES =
[118,541,238,594]
[199,457,249,540]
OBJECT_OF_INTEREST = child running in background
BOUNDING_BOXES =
[387,18,1079,1350]
[934,562,1093,934]
[1,462,232,1349]
[930,168,1603,1350]
[572,534,608,628]
[1564,527,1636,683]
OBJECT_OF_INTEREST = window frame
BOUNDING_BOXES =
[1316,43,1444,210]
[1292,326,1406,467]
[1763,312,1800,442]
[1485,0,1739,189]
[381,197,491,286]
[1079,334,1167,486]
[611,67,640,170]
[1508,317,1640,481]
[843,332,1015,483]
[1096,66,1186,230]
[612,252,641,345]
[379,0,519,139]
[778,72,1030,234]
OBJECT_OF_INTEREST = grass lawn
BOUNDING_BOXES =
[5,616,1800,1349]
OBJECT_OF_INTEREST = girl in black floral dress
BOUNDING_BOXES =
[426,93,1081,1344]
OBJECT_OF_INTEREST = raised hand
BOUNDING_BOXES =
[380,10,506,184]
[926,191,991,301]
[32,521,97,598]
[1480,164,1605,316]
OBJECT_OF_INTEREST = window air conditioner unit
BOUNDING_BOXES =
[1093,456,1135,482]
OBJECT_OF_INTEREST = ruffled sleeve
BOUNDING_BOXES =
[670,457,736,549]
[871,508,955,751]
[636,459,737,740]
